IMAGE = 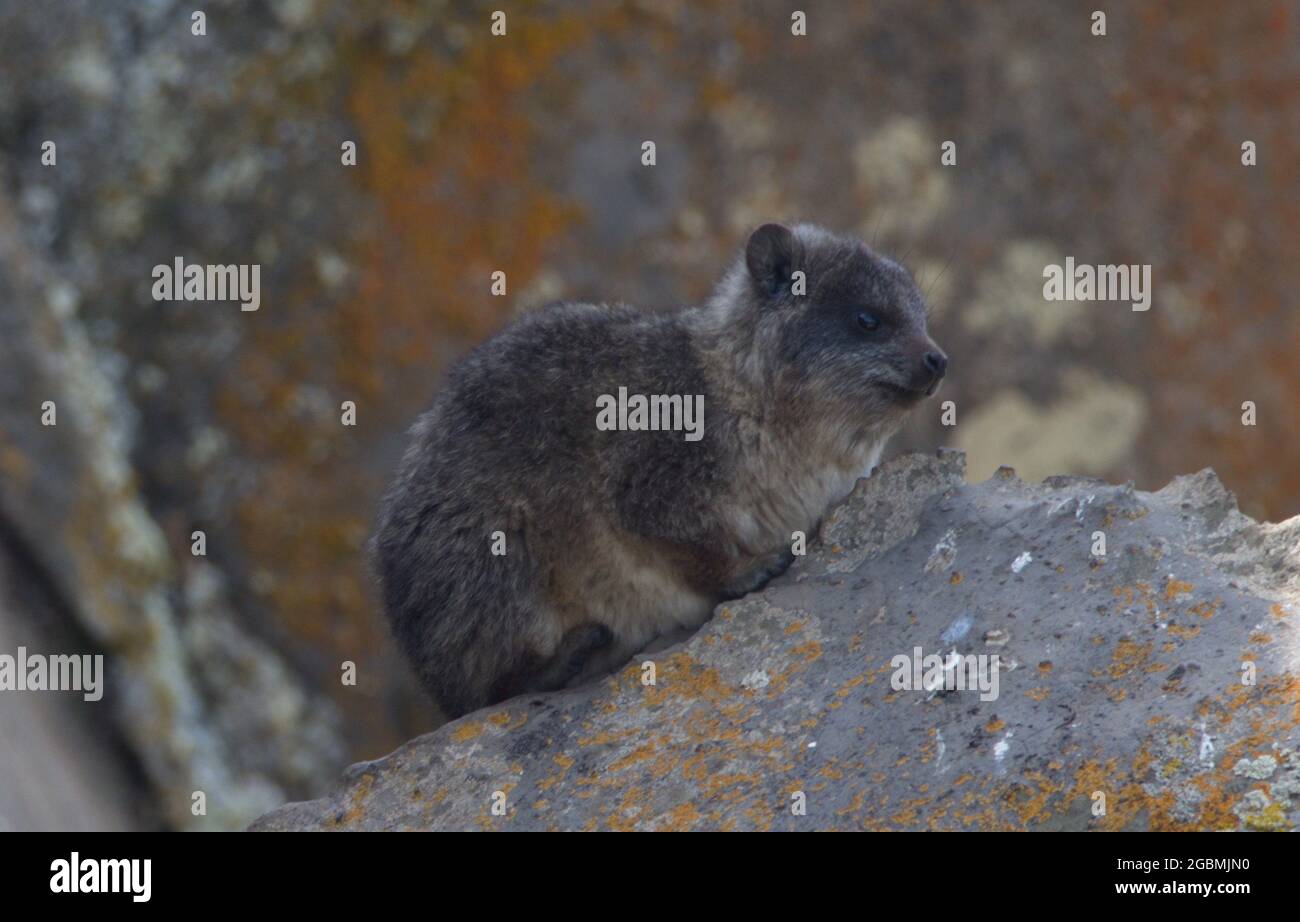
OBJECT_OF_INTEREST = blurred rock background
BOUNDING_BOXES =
[0,0,1295,829]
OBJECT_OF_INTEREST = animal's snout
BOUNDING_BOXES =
[915,346,948,396]
[923,350,948,381]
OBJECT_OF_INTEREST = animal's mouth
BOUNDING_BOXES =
[879,380,935,403]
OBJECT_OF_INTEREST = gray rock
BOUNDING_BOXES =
[252,450,1300,831]
[0,190,342,830]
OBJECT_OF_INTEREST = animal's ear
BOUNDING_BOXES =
[745,223,799,297]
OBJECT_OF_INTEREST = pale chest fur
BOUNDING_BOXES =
[726,428,891,559]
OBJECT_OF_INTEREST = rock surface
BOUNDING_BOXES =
[252,450,1300,831]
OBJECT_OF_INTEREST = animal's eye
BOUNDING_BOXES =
[856,311,881,333]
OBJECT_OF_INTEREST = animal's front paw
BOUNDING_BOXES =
[724,548,796,598]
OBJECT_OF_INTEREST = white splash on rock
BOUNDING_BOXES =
[1199,723,1215,763]
[940,612,974,645]
[993,731,1014,772]
[1076,494,1096,521]
[924,649,966,698]
[1048,496,1075,517]
[925,529,958,572]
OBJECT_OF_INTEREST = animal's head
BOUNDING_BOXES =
[719,222,947,435]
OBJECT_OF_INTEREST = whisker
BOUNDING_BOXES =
[924,251,956,303]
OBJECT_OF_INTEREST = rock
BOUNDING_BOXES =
[0,190,342,830]
[0,542,148,831]
[251,450,1300,831]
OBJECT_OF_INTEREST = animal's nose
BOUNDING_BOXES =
[923,351,948,380]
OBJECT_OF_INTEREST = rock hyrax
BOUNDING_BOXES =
[372,223,948,718]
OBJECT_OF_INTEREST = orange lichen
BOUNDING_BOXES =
[450,721,484,743]
[1108,637,1154,679]
[334,772,375,827]
[488,710,529,731]
[653,801,703,832]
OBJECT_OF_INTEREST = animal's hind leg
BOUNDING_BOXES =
[492,623,614,701]
[532,623,615,691]
[564,631,644,687]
